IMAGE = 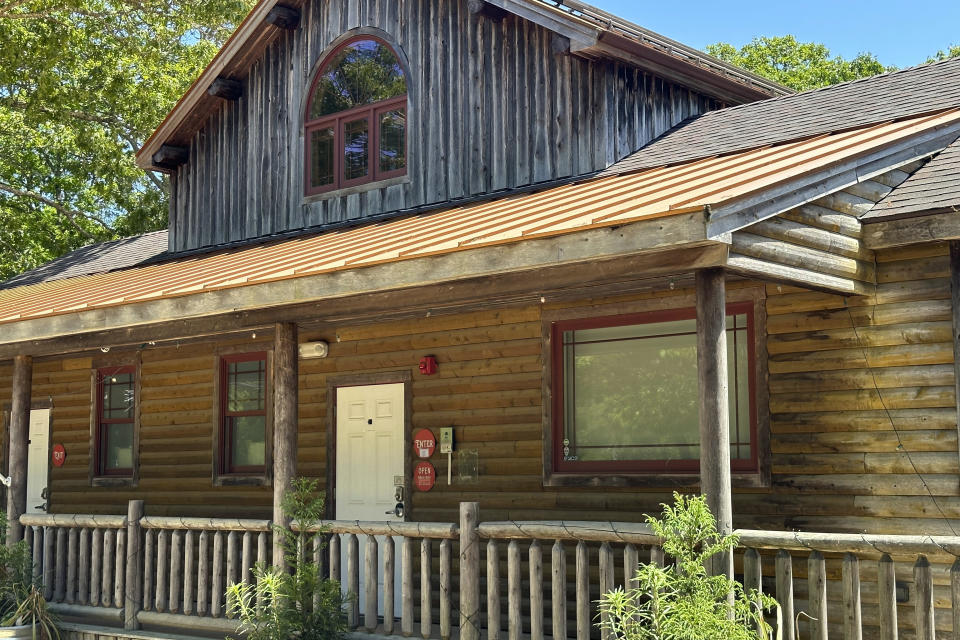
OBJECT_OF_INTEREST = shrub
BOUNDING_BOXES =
[0,511,59,638]
[599,493,778,640]
[228,478,347,640]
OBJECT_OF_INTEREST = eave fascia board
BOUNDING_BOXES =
[706,118,960,238]
[0,212,723,350]
[482,0,601,47]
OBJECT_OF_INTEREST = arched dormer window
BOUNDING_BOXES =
[305,36,407,195]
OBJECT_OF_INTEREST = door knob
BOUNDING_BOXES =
[385,503,404,518]
[34,503,47,512]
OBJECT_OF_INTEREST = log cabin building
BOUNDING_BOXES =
[3,0,960,638]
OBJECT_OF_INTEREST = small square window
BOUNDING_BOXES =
[219,353,268,476]
[552,302,757,475]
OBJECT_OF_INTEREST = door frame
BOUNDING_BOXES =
[326,370,413,520]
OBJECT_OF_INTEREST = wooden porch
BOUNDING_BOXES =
[22,501,956,640]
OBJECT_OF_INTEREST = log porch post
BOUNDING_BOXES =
[273,322,298,566]
[6,355,31,546]
[695,268,733,578]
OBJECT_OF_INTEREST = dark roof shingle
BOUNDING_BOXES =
[0,230,169,290]
[605,56,960,176]
[863,135,960,220]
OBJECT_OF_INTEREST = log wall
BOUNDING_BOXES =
[3,243,957,535]
[168,0,720,253]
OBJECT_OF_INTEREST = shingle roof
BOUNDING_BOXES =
[863,136,960,221]
[605,57,960,176]
[0,230,169,290]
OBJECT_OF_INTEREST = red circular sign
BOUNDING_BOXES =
[414,428,436,458]
[414,461,436,492]
[51,444,66,468]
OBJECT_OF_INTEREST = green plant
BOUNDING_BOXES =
[227,478,347,640]
[0,511,59,638]
[599,493,778,640]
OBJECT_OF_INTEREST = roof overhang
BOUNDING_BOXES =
[135,0,785,172]
[0,214,726,357]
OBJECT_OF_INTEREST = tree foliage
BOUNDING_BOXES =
[599,493,778,640]
[0,0,255,280]
[706,35,893,92]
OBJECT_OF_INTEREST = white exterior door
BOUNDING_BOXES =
[26,409,50,514]
[336,383,405,618]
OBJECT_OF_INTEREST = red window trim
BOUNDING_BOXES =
[219,352,268,475]
[95,365,136,477]
[304,35,408,196]
[550,302,758,475]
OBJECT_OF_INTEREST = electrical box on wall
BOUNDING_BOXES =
[439,427,454,454]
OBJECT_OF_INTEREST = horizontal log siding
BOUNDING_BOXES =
[763,241,958,534]
[169,0,719,253]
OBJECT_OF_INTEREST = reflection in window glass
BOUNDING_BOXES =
[560,311,751,466]
[344,118,369,181]
[102,372,134,420]
[379,109,406,173]
[310,127,335,187]
[105,423,133,471]
[227,359,265,412]
[309,39,406,119]
[231,416,267,468]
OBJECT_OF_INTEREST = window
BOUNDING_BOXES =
[305,36,407,195]
[219,353,268,475]
[94,366,136,477]
[551,302,756,475]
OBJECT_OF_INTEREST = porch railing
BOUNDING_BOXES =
[20,502,960,639]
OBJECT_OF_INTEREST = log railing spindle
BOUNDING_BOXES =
[347,533,359,629]
[842,552,862,640]
[90,528,102,607]
[420,538,432,640]
[552,540,566,640]
[507,540,521,640]
[197,530,209,617]
[54,527,67,602]
[775,549,794,640]
[66,528,78,604]
[212,530,224,618]
[529,539,543,640]
[914,555,935,640]
[808,551,827,640]
[383,536,395,635]
[183,530,196,616]
[169,530,183,614]
[487,540,501,640]
[879,554,898,640]
[364,534,378,632]
[154,529,168,613]
[402,536,414,636]
[575,541,589,640]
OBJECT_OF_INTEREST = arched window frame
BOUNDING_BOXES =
[304,34,408,197]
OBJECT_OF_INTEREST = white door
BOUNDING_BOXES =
[336,383,405,619]
[26,409,50,514]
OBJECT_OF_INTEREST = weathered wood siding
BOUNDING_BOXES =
[169,0,719,253]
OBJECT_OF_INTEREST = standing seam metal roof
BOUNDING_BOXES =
[0,109,957,326]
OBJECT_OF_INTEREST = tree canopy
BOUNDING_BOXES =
[706,35,893,91]
[707,35,960,93]
[0,0,255,280]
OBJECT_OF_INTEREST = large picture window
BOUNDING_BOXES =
[552,302,756,475]
[219,353,268,475]
[95,366,136,477]
[305,36,407,195]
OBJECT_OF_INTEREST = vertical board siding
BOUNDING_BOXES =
[170,0,719,253]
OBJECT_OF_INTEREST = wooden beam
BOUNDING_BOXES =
[6,355,31,546]
[0,215,721,353]
[863,210,960,249]
[265,4,300,29]
[207,77,243,101]
[695,269,732,578]
[150,145,189,171]
[272,322,297,567]
[468,0,509,21]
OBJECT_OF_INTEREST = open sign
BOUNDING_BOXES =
[413,428,436,458]
[414,461,436,492]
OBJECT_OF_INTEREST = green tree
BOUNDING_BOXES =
[707,35,892,91]
[929,45,960,62]
[0,0,255,280]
